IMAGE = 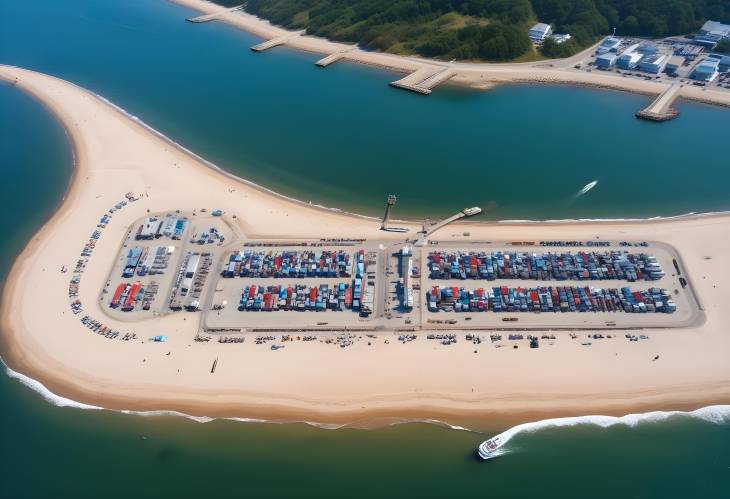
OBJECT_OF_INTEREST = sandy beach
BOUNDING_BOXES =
[171,0,730,110]
[1,64,729,426]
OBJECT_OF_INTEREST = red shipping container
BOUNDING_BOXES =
[111,283,126,306]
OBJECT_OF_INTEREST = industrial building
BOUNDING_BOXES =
[700,20,730,37]
[596,37,621,54]
[596,53,617,68]
[528,23,552,43]
[714,54,730,71]
[664,56,684,75]
[692,57,720,82]
[695,20,730,48]
[638,54,668,74]
[136,217,162,240]
[617,52,643,70]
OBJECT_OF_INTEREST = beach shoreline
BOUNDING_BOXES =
[1,65,729,426]
[6,361,730,432]
[169,0,730,110]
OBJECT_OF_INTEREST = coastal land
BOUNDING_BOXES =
[172,0,730,109]
[1,64,730,426]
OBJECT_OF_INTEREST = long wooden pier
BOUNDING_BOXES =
[389,67,456,95]
[187,5,243,23]
[636,83,682,122]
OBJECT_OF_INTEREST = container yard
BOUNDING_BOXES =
[428,250,665,281]
[202,244,381,332]
[221,249,355,279]
[169,251,214,311]
[426,285,676,314]
[100,215,701,332]
[99,211,230,319]
[237,283,353,312]
[419,241,698,330]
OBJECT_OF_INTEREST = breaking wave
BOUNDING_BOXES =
[6,364,730,438]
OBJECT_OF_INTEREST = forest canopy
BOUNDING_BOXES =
[214,1,730,61]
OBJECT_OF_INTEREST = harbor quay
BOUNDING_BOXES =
[95,212,704,336]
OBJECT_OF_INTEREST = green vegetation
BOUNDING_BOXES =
[214,1,730,61]
[715,39,730,54]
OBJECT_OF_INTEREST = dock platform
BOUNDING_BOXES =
[315,48,355,67]
[251,35,289,52]
[187,5,243,23]
[636,83,682,122]
[390,67,455,95]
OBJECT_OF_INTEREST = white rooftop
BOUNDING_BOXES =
[530,23,551,34]
[700,20,730,37]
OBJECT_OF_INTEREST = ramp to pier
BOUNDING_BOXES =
[251,35,290,52]
[187,5,243,23]
[636,83,682,121]
[390,67,455,95]
[417,68,456,90]
[315,48,355,67]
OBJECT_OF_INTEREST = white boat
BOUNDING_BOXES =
[578,180,598,195]
[462,206,482,216]
[478,436,505,460]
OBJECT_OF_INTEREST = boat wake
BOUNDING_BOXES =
[576,180,598,197]
[484,406,730,451]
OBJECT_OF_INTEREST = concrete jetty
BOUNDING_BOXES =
[636,83,682,122]
[251,35,290,52]
[187,5,243,23]
[390,67,455,95]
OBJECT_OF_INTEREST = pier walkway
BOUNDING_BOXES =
[636,83,682,122]
[415,207,482,244]
[315,48,356,67]
[187,5,243,23]
[251,35,290,52]
[424,212,466,237]
[390,67,455,95]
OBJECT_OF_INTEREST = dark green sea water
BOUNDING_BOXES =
[1,1,730,497]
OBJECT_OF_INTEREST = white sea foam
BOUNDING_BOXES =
[8,364,729,441]
[5,365,103,411]
[0,365,368,429]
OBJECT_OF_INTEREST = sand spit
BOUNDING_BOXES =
[0,65,729,425]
